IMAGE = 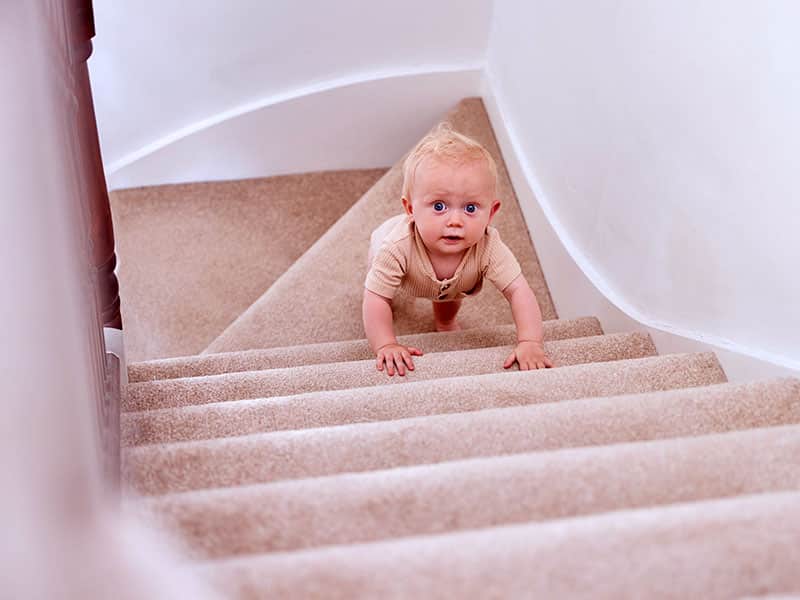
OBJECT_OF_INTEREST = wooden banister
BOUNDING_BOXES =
[63,0,122,491]
[70,0,122,330]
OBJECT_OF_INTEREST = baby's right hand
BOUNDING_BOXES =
[375,343,423,377]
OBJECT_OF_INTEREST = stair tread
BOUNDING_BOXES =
[122,374,797,495]
[122,331,657,412]
[193,490,800,599]
[123,351,727,446]
[134,418,800,558]
[111,168,386,362]
[128,317,602,382]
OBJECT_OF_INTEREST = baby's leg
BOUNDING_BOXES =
[433,299,462,332]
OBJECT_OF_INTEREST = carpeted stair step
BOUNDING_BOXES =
[122,331,656,412]
[202,98,557,354]
[128,317,602,382]
[132,415,800,557]
[110,169,386,361]
[122,351,726,446]
[192,490,800,599]
[121,374,798,496]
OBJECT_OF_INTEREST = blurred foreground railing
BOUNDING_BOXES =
[62,0,123,490]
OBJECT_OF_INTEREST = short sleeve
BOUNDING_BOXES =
[365,243,407,299]
[483,228,522,292]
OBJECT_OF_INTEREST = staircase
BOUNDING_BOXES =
[116,99,800,598]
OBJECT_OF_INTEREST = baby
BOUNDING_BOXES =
[363,123,553,376]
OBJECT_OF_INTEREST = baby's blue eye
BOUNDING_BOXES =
[465,204,477,214]
[433,201,445,212]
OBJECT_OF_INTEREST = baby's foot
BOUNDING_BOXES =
[435,319,462,332]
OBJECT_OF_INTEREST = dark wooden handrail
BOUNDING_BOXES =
[70,0,122,329]
[65,0,122,491]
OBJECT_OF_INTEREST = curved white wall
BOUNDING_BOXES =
[486,0,800,371]
[104,69,482,189]
[89,0,493,181]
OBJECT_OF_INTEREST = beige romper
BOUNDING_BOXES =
[365,214,522,303]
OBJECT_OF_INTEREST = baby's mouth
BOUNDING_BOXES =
[443,235,463,241]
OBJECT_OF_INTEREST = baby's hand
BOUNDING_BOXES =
[503,340,553,371]
[375,343,423,377]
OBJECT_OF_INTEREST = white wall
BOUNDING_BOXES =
[105,70,482,189]
[486,0,800,373]
[90,0,493,185]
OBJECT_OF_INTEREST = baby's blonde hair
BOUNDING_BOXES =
[402,122,498,200]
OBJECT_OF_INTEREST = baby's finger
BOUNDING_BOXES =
[401,351,415,371]
[394,353,406,376]
[503,352,516,369]
[385,356,396,376]
[407,346,424,356]
[376,355,385,371]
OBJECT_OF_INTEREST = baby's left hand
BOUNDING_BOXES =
[503,340,554,371]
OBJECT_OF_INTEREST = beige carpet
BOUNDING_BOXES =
[110,169,385,361]
[116,97,800,598]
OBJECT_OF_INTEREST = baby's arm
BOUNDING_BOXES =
[501,275,553,370]
[362,289,423,376]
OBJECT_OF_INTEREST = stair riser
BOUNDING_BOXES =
[123,352,726,446]
[195,491,800,599]
[129,318,603,382]
[140,425,800,558]
[123,378,799,495]
[123,332,657,412]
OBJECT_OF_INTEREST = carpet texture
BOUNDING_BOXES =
[128,316,602,382]
[116,97,800,598]
[193,490,800,599]
[122,332,659,412]
[136,418,800,557]
[110,169,385,361]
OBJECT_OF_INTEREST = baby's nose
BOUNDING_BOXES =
[447,212,463,225]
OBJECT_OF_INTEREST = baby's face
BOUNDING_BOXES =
[403,156,500,259]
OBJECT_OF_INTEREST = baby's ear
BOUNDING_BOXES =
[402,196,414,219]
[488,200,501,223]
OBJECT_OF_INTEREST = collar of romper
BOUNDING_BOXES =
[411,219,472,284]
